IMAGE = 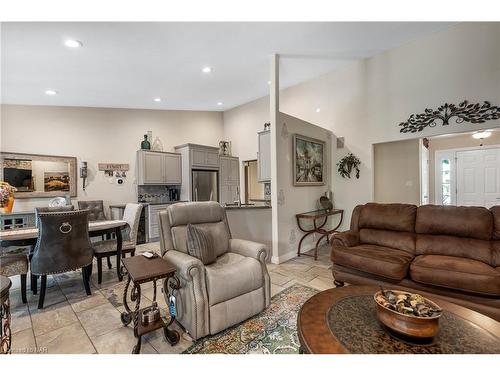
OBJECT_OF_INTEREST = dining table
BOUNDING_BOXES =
[0,220,128,281]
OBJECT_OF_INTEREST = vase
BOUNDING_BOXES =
[0,196,14,214]
[141,134,151,150]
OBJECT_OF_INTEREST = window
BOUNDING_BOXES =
[441,159,451,205]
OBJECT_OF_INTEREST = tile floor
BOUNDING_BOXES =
[7,242,333,354]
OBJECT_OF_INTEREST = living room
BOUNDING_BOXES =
[1,0,499,373]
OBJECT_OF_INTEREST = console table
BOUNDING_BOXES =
[295,208,343,260]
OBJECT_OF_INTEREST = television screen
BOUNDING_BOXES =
[4,167,33,191]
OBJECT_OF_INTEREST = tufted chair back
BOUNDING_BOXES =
[35,205,75,227]
[31,210,94,275]
[159,201,231,257]
[122,203,143,246]
[77,200,106,221]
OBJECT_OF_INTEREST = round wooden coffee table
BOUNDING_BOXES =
[297,285,500,354]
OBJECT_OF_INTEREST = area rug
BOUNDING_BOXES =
[182,284,319,354]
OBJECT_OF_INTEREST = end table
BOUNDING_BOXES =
[120,255,180,354]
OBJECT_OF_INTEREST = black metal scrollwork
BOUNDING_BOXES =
[399,101,500,133]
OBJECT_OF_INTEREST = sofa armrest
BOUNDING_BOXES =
[229,238,271,308]
[229,238,268,263]
[162,249,210,340]
[162,249,205,282]
[332,230,359,248]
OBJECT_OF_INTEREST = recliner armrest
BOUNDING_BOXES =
[162,249,205,282]
[332,230,359,247]
[229,238,268,263]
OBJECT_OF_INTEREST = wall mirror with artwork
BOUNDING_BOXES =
[0,152,77,198]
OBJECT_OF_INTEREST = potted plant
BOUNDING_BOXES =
[0,182,17,213]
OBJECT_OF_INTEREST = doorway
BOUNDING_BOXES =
[243,160,264,204]
[435,146,500,208]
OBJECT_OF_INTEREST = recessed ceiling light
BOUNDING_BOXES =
[153,97,162,102]
[202,66,212,73]
[267,80,271,85]
[316,108,321,113]
[472,131,492,139]
[64,39,83,48]
[45,89,58,96]
[217,102,223,106]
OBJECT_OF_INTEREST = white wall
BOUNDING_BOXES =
[273,112,333,262]
[223,22,500,231]
[279,22,500,228]
[223,96,269,199]
[1,104,223,212]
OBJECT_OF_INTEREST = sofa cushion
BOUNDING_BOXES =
[359,228,415,254]
[490,206,500,240]
[410,255,500,297]
[205,252,263,306]
[416,234,492,265]
[331,244,413,281]
[186,224,217,265]
[416,205,493,240]
[359,203,417,232]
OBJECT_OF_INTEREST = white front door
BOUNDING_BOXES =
[456,148,500,208]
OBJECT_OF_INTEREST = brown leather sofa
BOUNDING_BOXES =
[331,203,500,321]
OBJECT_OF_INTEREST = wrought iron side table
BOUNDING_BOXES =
[120,255,180,354]
[295,208,344,260]
[1,275,12,354]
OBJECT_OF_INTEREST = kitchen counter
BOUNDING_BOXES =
[109,201,185,209]
[224,204,271,210]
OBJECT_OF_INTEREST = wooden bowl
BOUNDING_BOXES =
[374,290,442,339]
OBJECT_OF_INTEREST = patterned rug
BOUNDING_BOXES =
[183,284,318,354]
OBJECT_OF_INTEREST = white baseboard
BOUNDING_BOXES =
[271,249,297,264]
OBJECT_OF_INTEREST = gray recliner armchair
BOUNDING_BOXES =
[159,201,270,340]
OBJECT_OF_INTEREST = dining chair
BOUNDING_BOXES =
[31,205,75,294]
[77,200,113,269]
[92,203,143,284]
[31,210,93,309]
[0,254,28,304]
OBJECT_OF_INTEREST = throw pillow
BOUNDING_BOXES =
[186,223,216,265]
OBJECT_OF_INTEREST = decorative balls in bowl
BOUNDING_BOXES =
[374,288,442,340]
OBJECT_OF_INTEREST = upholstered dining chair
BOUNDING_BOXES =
[0,254,28,304]
[159,201,270,340]
[77,200,106,221]
[32,205,75,294]
[31,210,93,309]
[92,203,143,284]
[77,200,114,269]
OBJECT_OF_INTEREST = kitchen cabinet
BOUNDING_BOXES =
[174,144,221,201]
[220,156,240,205]
[191,147,220,168]
[258,130,271,182]
[137,150,182,185]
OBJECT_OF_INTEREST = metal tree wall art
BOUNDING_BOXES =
[399,100,500,133]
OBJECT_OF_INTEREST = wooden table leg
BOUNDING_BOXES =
[115,227,123,281]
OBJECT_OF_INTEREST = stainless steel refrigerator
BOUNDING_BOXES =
[192,170,219,202]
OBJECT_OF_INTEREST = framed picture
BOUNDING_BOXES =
[293,134,325,186]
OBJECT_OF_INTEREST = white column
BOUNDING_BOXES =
[270,54,280,263]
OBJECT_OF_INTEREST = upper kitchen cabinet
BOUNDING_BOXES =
[137,150,182,185]
[258,129,271,182]
[190,146,220,169]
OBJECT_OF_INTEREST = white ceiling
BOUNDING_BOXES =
[1,22,454,111]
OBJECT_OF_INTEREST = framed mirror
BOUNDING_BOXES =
[0,152,77,198]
